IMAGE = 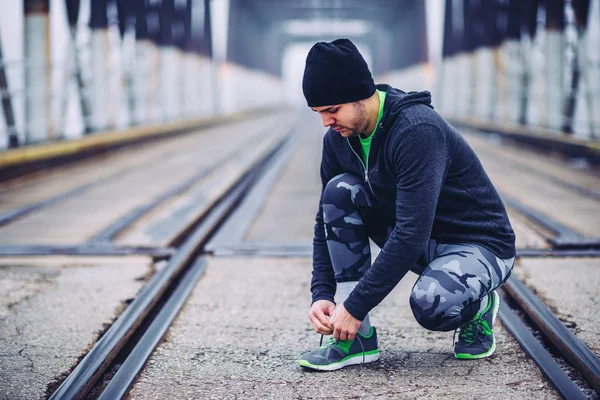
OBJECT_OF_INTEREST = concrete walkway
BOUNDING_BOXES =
[128,257,558,399]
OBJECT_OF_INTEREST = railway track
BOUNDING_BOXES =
[204,144,600,398]
[206,135,600,399]
[502,194,600,249]
[207,124,600,398]
[462,126,600,398]
[0,116,285,232]
[499,279,600,399]
[3,118,596,399]
[46,128,299,399]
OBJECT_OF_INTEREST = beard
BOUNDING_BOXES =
[344,101,369,138]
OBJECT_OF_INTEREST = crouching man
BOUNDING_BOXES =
[298,39,515,371]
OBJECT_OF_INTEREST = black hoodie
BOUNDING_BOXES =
[311,84,516,321]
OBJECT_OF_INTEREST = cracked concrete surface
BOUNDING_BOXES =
[0,256,151,400]
[513,258,600,356]
[0,265,58,319]
[127,257,558,399]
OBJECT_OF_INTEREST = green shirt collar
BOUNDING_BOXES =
[360,89,386,143]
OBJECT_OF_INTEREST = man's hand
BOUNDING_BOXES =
[330,303,361,341]
[309,300,335,335]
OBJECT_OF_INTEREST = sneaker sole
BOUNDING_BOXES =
[454,291,500,360]
[455,338,496,359]
[491,291,500,325]
[298,351,380,371]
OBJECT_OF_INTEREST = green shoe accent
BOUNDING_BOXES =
[298,349,380,369]
[479,292,493,315]
[457,315,493,344]
[360,326,376,339]
[318,327,375,355]
[454,291,500,359]
[455,339,496,359]
[298,327,380,371]
[320,336,352,355]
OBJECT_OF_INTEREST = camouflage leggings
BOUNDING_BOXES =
[323,173,514,332]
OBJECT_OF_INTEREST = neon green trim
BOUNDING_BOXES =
[319,336,352,355]
[336,339,353,354]
[458,317,493,343]
[478,293,493,316]
[298,349,380,368]
[359,89,386,165]
[480,320,493,334]
[455,340,496,359]
[320,337,352,354]
[320,327,375,354]
[358,326,375,339]
[455,332,496,359]
[460,294,496,343]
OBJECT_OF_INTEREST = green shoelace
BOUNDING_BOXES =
[454,315,493,344]
[319,334,366,362]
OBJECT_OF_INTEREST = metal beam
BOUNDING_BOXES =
[24,0,52,143]
[0,31,18,148]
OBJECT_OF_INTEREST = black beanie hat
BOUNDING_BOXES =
[302,39,375,107]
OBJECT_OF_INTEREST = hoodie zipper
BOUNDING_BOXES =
[346,138,375,194]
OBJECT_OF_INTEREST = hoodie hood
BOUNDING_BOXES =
[346,84,432,147]
[377,84,432,117]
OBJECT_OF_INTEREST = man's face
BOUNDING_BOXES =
[312,101,369,138]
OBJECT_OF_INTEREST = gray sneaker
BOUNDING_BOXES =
[454,291,500,359]
[298,327,379,371]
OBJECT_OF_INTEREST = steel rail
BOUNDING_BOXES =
[470,143,600,203]
[0,244,174,258]
[502,195,585,241]
[207,133,302,249]
[498,300,588,400]
[452,121,600,167]
[0,171,126,227]
[0,116,289,230]
[98,257,208,400]
[88,165,218,243]
[88,128,274,243]
[209,243,600,259]
[0,121,259,228]
[516,248,600,258]
[503,277,600,394]
[501,195,600,249]
[48,132,291,400]
[0,144,196,226]
[524,172,600,203]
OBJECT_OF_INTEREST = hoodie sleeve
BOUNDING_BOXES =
[311,133,343,304]
[343,123,449,320]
